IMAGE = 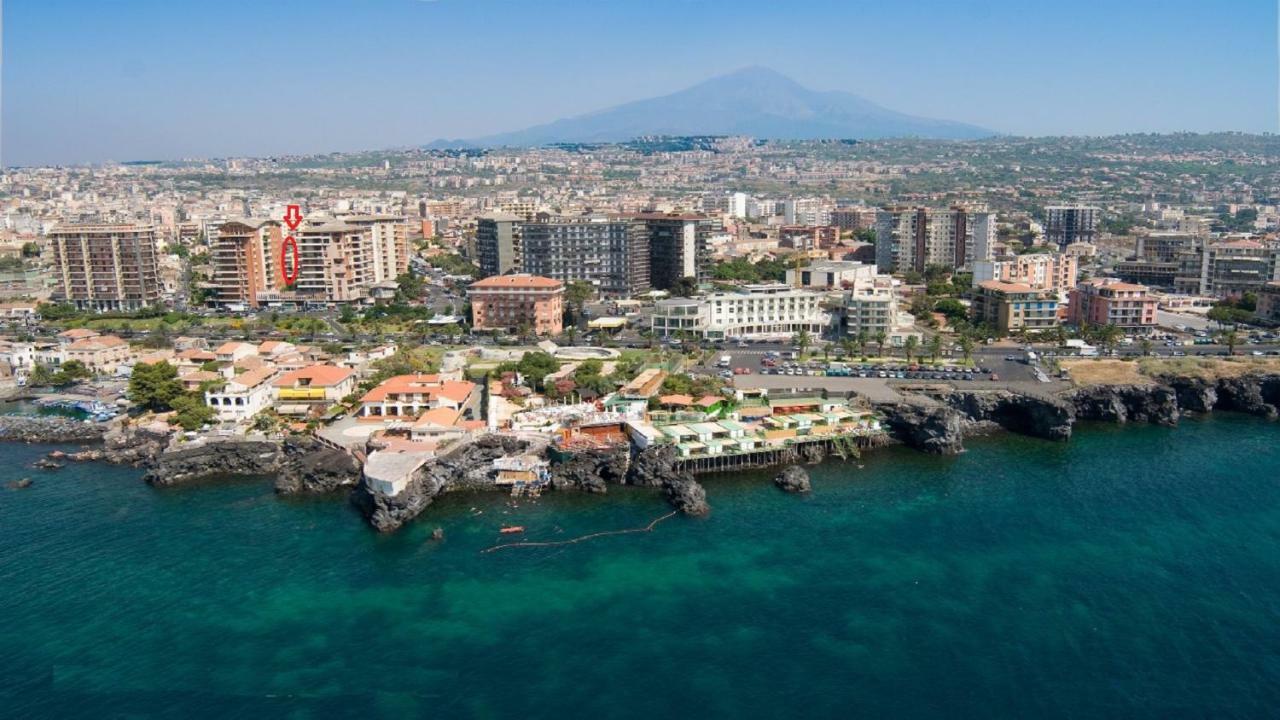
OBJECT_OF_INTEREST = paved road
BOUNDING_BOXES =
[1156,310,1213,333]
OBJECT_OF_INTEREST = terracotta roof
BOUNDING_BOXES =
[67,335,128,351]
[228,367,278,390]
[360,374,476,405]
[978,280,1035,293]
[413,406,462,428]
[696,395,722,408]
[257,340,295,355]
[216,341,257,356]
[177,349,217,361]
[469,274,563,290]
[272,364,355,388]
[180,370,221,384]
[59,328,100,340]
[659,394,694,406]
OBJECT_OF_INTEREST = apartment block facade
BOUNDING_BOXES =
[874,206,995,273]
[340,215,411,283]
[521,216,650,297]
[49,223,163,311]
[651,284,828,340]
[294,223,374,303]
[972,252,1079,296]
[468,274,565,336]
[210,219,283,309]
[972,280,1061,334]
[1044,205,1100,249]
[475,213,523,278]
[638,213,712,291]
[1067,278,1158,331]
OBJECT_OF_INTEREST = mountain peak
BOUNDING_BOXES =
[446,70,995,147]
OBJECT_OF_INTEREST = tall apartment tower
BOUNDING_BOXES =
[49,223,163,311]
[638,213,712,291]
[340,214,411,282]
[874,206,995,274]
[1044,205,1100,248]
[521,216,650,298]
[475,213,523,278]
[296,223,374,303]
[210,219,284,309]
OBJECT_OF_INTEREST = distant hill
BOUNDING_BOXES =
[430,67,995,148]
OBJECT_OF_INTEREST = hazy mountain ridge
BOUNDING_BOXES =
[430,67,995,148]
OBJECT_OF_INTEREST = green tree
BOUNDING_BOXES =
[515,351,561,390]
[873,330,887,358]
[51,360,93,386]
[926,334,943,363]
[1217,329,1239,355]
[170,393,215,431]
[792,329,812,357]
[1139,337,1154,357]
[903,335,920,363]
[933,298,968,324]
[958,335,976,364]
[670,276,699,298]
[1096,324,1124,354]
[128,361,185,411]
[564,281,595,324]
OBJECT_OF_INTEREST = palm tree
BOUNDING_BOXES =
[958,334,975,365]
[927,334,943,364]
[1217,329,1239,355]
[873,330,887,359]
[1139,337,1153,356]
[840,337,856,361]
[565,324,578,345]
[856,330,869,360]
[793,329,812,358]
[904,335,920,364]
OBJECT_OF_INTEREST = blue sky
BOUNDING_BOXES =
[2,0,1276,166]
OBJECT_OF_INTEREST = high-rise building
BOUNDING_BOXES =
[972,252,1078,297]
[830,207,877,233]
[1044,205,1100,248]
[210,219,283,309]
[475,213,523,278]
[637,213,712,291]
[521,216,649,298]
[295,223,374,303]
[874,206,995,273]
[49,223,163,311]
[340,215,411,283]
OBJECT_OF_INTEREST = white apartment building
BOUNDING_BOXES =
[842,276,921,347]
[785,261,879,289]
[972,252,1079,298]
[651,284,829,340]
[339,215,410,283]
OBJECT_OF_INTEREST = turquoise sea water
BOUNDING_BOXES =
[2,416,1280,719]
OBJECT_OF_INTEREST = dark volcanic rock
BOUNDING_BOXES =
[274,437,362,494]
[0,416,106,444]
[351,469,445,534]
[949,390,1074,441]
[662,473,709,516]
[1068,384,1179,426]
[626,444,679,487]
[774,465,811,493]
[877,401,966,454]
[5,478,33,490]
[549,448,627,493]
[143,439,283,486]
[1215,375,1280,420]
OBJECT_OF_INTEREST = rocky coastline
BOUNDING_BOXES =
[4,371,1277,534]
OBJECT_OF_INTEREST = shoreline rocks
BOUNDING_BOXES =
[274,437,362,495]
[662,473,709,516]
[0,416,107,445]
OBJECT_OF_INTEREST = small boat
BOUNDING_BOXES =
[499,526,525,535]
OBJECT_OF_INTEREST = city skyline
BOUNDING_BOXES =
[2,0,1278,167]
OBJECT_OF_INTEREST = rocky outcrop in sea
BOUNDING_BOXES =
[274,437,363,494]
[662,473,710,516]
[549,447,627,493]
[774,465,811,493]
[351,435,529,533]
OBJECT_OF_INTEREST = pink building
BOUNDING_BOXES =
[973,253,1078,296]
[1068,278,1158,331]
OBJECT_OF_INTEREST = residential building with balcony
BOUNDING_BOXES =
[1068,278,1158,331]
[651,284,828,340]
[971,281,1060,334]
[210,219,283,309]
[1045,205,1100,249]
[842,275,921,347]
[875,206,995,273]
[636,213,712,291]
[475,213,523,278]
[468,274,564,336]
[521,216,649,298]
[972,252,1078,297]
[204,367,280,424]
[358,374,480,421]
[272,364,357,416]
[48,223,162,311]
[340,215,411,283]
[294,223,374,303]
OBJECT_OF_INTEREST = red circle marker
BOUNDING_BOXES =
[282,236,300,285]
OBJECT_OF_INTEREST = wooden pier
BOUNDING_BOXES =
[674,433,891,475]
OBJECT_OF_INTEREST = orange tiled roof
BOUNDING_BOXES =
[273,364,355,388]
[469,274,563,290]
[360,374,477,404]
[413,406,462,428]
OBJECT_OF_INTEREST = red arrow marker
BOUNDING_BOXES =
[283,205,303,231]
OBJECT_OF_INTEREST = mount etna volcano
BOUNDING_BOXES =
[432,67,994,147]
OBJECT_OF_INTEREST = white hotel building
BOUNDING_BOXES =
[651,284,830,340]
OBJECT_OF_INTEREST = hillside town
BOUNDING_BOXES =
[3,134,1280,527]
